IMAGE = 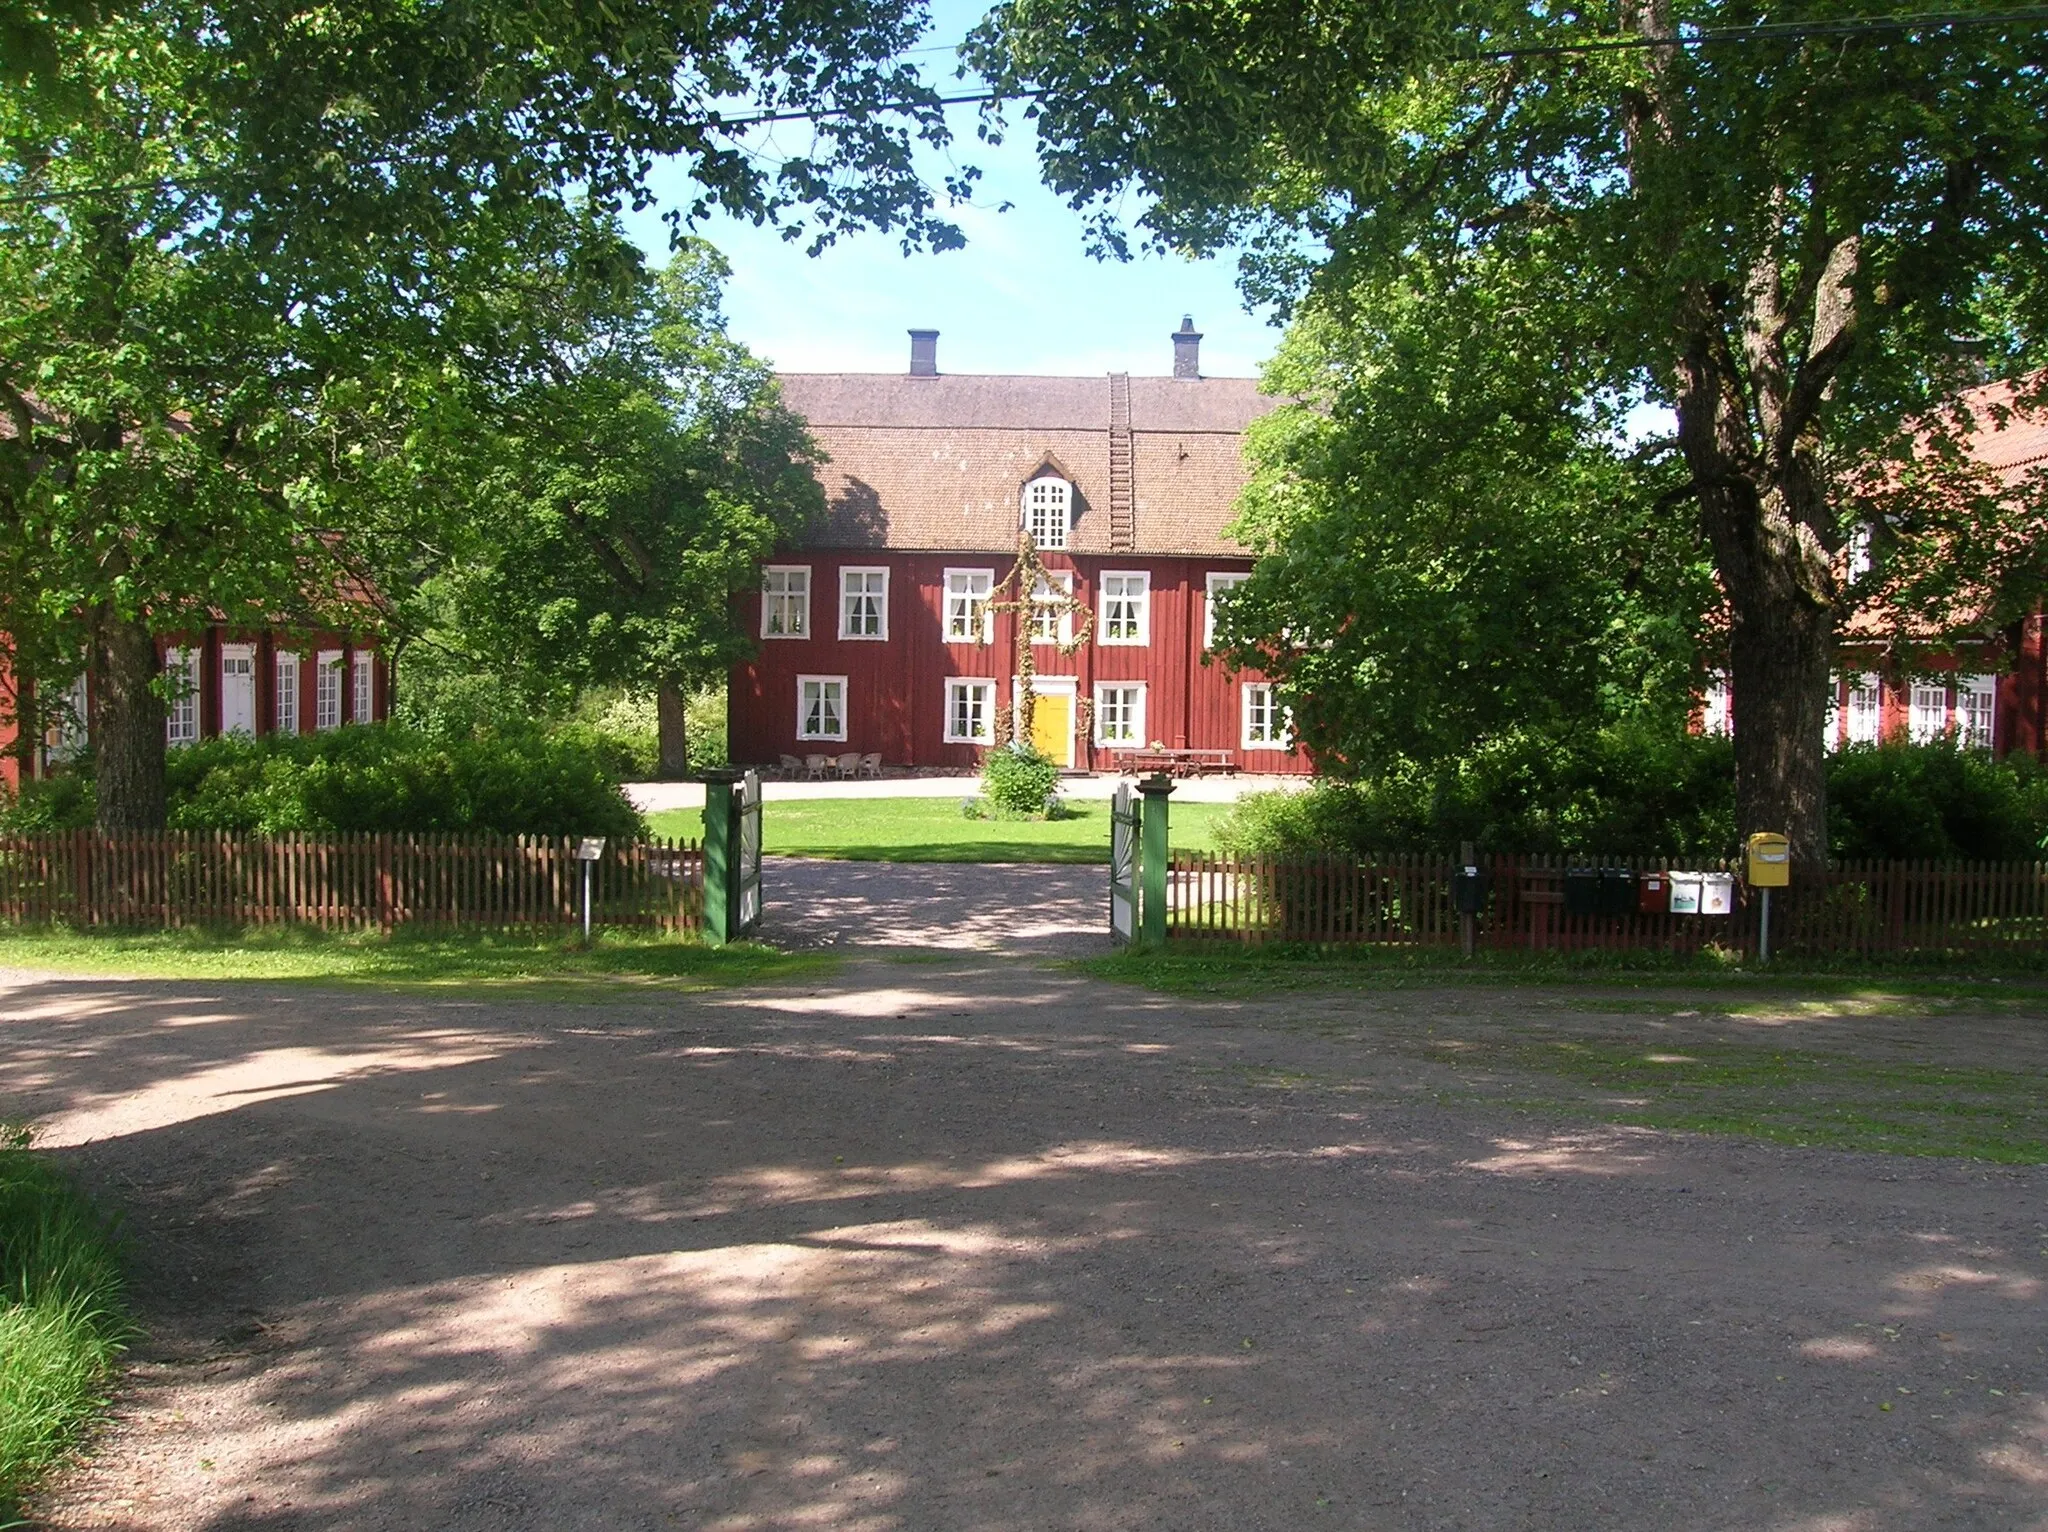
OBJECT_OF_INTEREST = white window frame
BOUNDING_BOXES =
[1030,570,1075,646]
[1243,683,1292,750]
[274,651,300,736]
[943,567,994,645]
[219,643,256,736]
[1100,571,1151,646]
[796,675,847,742]
[50,672,89,759]
[1205,571,1250,649]
[315,650,343,732]
[1701,671,1731,738]
[352,651,376,724]
[1909,682,1949,744]
[1021,476,1072,550]
[164,647,200,746]
[837,566,889,641]
[1093,682,1146,746]
[943,677,996,745]
[1959,673,1996,751]
[762,565,811,640]
[1846,672,1881,746]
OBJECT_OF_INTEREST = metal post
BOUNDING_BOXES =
[701,770,741,945]
[581,858,593,944]
[1459,839,1476,960]
[1137,772,1174,950]
[1759,886,1772,964]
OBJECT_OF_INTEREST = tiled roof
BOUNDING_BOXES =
[775,372,1276,556]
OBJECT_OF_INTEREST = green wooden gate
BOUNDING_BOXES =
[704,769,763,944]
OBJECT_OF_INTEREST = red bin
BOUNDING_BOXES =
[1637,872,1671,913]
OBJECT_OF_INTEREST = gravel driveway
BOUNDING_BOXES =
[7,958,2046,1530]
[756,857,1113,955]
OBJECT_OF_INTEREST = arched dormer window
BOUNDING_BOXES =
[1022,475,1071,550]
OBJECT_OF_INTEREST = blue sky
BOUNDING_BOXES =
[618,14,1286,380]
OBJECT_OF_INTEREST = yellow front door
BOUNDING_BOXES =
[1029,691,1072,767]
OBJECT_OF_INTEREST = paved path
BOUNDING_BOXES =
[10,961,2046,1530]
[627,772,1310,814]
[756,856,1113,955]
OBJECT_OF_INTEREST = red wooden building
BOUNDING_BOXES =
[1,627,390,792]
[728,322,1309,774]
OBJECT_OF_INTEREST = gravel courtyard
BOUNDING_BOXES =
[5,948,2047,1530]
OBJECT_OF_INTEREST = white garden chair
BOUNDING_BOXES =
[835,751,861,779]
[858,752,882,778]
[804,753,829,780]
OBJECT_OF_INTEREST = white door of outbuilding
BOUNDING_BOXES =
[221,645,256,735]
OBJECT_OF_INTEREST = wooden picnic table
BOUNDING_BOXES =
[1111,747,1239,778]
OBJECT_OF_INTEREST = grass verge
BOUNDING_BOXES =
[0,1126,130,1518]
[646,796,1233,864]
[1075,942,2048,1004]
[1447,1040,2048,1163]
[0,925,834,992]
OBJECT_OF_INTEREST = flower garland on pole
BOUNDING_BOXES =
[985,530,1094,750]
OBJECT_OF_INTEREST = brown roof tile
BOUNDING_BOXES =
[776,371,1276,555]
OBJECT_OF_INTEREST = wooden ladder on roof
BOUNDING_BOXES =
[1108,372,1135,551]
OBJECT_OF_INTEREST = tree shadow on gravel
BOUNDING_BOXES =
[4,969,2045,1531]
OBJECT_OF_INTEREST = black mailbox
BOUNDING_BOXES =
[1451,865,1490,915]
[1598,867,1635,917]
[1562,867,1601,917]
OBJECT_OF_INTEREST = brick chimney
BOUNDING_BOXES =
[1172,315,1201,379]
[908,328,939,377]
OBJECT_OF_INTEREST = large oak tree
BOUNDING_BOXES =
[971,0,2048,864]
[2,0,963,828]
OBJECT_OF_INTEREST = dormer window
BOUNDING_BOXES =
[1022,475,1071,550]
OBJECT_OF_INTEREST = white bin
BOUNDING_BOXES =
[1700,872,1735,915]
[1668,872,1702,914]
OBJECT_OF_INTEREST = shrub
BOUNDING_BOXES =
[576,686,729,778]
[162,724,644,839]
[0,774,95,834]
[1218,732,2048,862]
[980,742,1061,817]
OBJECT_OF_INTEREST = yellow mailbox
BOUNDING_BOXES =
[1745,832,1791,887]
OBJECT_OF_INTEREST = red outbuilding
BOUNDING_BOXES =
[729,321,1309,775]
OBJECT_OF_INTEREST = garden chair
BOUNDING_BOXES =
[835,751,861,778]
[858,752,882,778]
[778,754,802,778]
[804,753,829,780]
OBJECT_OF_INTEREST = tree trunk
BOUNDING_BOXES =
[91,609,167,831]
[656,682,691,779]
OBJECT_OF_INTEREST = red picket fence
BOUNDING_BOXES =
[1167,851,2048,959]
[0,831,704,934]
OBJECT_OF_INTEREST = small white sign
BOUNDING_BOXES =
[575,837,607,862]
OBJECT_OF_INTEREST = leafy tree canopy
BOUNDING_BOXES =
[972,0,2048,863]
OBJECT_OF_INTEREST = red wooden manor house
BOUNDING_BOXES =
[728,321,1310,775]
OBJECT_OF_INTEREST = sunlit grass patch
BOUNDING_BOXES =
[0,924,834,992]
[0,1126,131,1516]
[1457,1040,2048,1163]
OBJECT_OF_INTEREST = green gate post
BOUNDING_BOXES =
[1138,772,1174,950]
[701,769,742,945]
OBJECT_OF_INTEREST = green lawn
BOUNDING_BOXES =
[647,795,1233,864]
[0,925,832,991]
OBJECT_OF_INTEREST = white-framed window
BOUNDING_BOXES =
[274,651,300,735]
[1847,672,1881,745]
[1030,571,1074,645]
[944,678,995,744]
[1701,672,1731,737]
[1909,682,1949,744]
[315,650,343,732]
[1205,571,1250,649]
[762,566,811,639]
[797,675,847,741]
[50,672,88,759]
[1094,682,1146,745]
[1959,673,1996,751]
[944,568,994,644]
[1100,571,1150,646]
[1243,683,1292,749]
[1846,524,1874,581]
[352,651,376,724]
[1825,675,1842,752]
[164,647,200,746]
[1022,476,1071,550]
[838,567,889,640]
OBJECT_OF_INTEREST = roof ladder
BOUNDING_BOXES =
[1108,372,1135,551]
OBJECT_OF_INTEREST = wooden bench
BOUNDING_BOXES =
[1111,748,1239,778]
